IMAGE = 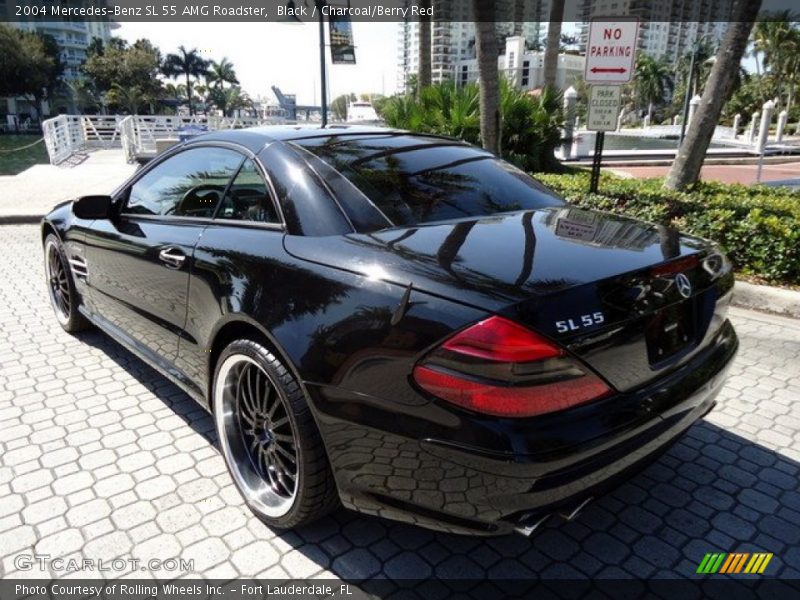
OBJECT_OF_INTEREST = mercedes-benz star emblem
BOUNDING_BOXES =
[675,273,692,298]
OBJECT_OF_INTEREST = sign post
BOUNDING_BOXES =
[584,18,638,193]
[586,85,622,193]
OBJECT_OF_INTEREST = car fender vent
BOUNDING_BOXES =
[68,256,88,279]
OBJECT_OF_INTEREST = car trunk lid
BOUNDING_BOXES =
[284,206,733,392]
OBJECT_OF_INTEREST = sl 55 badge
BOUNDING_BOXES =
[555,312,605,333]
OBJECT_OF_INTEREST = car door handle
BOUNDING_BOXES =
[158,247,186,269]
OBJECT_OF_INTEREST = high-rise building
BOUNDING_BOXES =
[578,0,735,62]
[396,0,553,92]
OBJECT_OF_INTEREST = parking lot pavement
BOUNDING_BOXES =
[1,223,799,582]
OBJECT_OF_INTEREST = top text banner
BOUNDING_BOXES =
[3,0,797,23]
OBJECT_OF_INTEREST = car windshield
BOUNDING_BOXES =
[293,134,564,227]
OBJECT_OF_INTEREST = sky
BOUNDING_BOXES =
[118,21,400,105]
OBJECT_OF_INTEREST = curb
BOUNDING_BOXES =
[732,280,800,319]
[0,215,43,225]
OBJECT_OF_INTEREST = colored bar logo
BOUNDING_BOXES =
[696,552,773,574]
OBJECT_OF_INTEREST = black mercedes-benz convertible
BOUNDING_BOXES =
[42,125,738,536]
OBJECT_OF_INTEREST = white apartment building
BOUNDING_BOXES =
[454,36,585,92]
[11,20,117,81]
[578,0,734,62]
[397,17,551,91]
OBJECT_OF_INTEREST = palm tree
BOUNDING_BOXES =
[207,58,239,89]
[635,53,673,123]
[752,13,799,109]
[665,0,762,191]
[417,0,432,96]
[161,46,210,116]
[66,78,97,113]
[473,0,500,153]
[209,85,251,117]
[108,83,145,114]
[543,0,565,89]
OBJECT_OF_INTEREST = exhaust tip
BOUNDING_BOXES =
[558,496,594,522]
[514,514,550,537]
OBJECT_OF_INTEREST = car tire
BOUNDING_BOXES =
[43,234,91,333]
[212,338,339,529]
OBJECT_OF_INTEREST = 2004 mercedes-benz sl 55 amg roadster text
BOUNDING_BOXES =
[42,125,738,536]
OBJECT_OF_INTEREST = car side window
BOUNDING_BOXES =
[215,159,280,224]
[124,147,244,217]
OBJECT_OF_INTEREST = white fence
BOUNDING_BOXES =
[43,114,282,165]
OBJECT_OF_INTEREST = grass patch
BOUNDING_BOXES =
[0,135,48,176]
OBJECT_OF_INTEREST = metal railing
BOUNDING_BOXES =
[42,115,127,164]
[44,114,281,165]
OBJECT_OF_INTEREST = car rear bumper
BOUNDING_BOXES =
[308,319,738,536]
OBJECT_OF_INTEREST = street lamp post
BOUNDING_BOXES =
[316,0,328,127]
[284,0,329,127]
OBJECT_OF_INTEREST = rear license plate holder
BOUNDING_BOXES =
[646,302,695,364]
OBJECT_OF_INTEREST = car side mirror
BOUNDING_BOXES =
[73,195,113,220]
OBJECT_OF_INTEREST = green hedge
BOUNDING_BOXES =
[536,172,800,286]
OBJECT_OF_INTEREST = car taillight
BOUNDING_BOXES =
[412,316,611,418]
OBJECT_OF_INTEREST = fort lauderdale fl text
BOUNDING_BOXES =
[17,583,355,597]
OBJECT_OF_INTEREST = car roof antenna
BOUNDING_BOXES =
[391,282,413,326]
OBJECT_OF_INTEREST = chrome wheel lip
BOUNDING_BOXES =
[214,353,299,518]
[44,239,70,325]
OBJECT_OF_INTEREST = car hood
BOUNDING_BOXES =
[283,206,712,311]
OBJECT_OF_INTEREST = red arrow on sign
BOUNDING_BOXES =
[591,67,628,74]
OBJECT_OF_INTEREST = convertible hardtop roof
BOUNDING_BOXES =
[189,124,464,153]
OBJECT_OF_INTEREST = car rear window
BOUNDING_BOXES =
[293,135,564,227]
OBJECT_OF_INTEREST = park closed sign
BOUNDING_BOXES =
[588,85,621,131]
[585,18,639,84]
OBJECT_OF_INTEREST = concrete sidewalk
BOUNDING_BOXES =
[0,150,136,222]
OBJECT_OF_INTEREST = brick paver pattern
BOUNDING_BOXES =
[1,225,799,581]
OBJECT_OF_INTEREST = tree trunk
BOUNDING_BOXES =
[543,0,565,89]
[473,0,500,154]
[186,73,193,116]
[665,1,762,191]
[418,0,432,96]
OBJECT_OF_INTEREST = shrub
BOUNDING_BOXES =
[381,80,563,173]
[536,171,800,286]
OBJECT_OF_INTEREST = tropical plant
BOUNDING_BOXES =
[499,80,562,172]
[208,85,252,117]
[107,83,146,114]
[751,13,800,110]
[207,58,239,89]
[82,37,162,113]
[162,46,210,115]
[0,25,64,119]
[382,80,562,172]
[665,0,762,190]
[65,79,98,113]
[635,53,674,123]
